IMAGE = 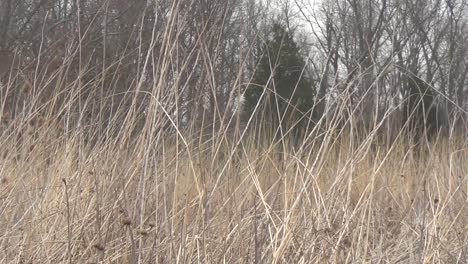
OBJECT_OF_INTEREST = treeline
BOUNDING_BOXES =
[0,0,467,142]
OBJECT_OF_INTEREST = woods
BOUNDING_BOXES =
[0,0,466,142]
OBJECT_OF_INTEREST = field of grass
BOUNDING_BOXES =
[2,0,468,262]
[1,104,467,263]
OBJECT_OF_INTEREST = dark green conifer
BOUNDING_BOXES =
[244,23,315,134]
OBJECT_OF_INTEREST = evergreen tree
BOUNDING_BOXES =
[244,23,315,133]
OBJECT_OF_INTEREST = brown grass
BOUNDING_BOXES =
[0,114,467,263]
[0,9,467,261]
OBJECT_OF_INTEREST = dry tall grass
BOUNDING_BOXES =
[0,8,467,262]
[0,96,467,263]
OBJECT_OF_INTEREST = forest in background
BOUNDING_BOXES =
[1,0,467,141]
